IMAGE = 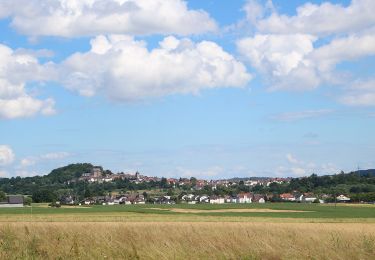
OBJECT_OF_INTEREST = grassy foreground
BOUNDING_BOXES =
[0,222,374,259]
[0,203,374,259]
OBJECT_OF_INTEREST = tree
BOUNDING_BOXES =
[32,189,57,203]
[160,177,168,189]
[24,196,32,206]
[0,191,6,201]
[167,189,174,196]
[190,177,197,187]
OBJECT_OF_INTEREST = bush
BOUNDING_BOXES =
[48,202,61,208]
[23,196,32,206]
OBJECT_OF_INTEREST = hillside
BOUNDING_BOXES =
[0,164,374,203]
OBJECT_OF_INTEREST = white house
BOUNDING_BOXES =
[336,195,350,202]
[209,196,225,204]
[258,198,265,203]
[238,193,252,203]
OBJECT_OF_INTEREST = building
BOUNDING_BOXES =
[238,193,252,203]
[280,193,296,201]
[209,196,225,204]
[336,194,350,202]
[0,195,24,208]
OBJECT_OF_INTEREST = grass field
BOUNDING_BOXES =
[0,203,374,259]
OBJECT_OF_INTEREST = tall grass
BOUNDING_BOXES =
[0,222,374,259]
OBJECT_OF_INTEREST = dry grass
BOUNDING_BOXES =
[0,222,374,259]
[160,208,314,213]
[0,212,375,223]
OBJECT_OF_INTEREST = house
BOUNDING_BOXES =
[336,194,350,202]
[0,195,24,207]
[297,193,317,203]
[83,199,94,205]
[198,195,210,203]
[209,196,225,204]
[154,196,175,204]
[133,195,145,204]
[225,196,237,203]
[237,192,252,203]
[60,195,75,205]
[253,194,266,203]
[258,198,265,203]
[280,193,296,201]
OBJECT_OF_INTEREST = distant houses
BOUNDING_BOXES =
[336,194,351,202]
[0,195,24,207]
[179,193,265,204]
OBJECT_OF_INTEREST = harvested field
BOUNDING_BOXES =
[0,222,374,259]
[0,203,374,259]
[150,207,314,213]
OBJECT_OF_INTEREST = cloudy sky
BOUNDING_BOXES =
[1,0,375,179]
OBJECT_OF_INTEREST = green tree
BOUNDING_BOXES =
[32,189,57,203]
[0,191,6,201]
[24,196,32,206]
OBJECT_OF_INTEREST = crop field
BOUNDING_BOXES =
[0,203,374,259]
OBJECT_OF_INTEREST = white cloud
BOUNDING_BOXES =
[0,145,15,166]
[60,35,252,101]
[255,0,375,36]
[15,170,39,177]
[237,34,319,91]
[0,43,56,119]
[20,157,37,167]
[236,0,375,103]
[286,153,299,164]
[40,152,70,160]
[0,170,9,177]
[339,79,375,106]
[290,167,306,176]
[271,109,333,122]
[276,153,338,177]
[237,32,375,92]
[175,166,224,178]
[312,34,375,73]
[19,152,70,169]
[0,0,217,37]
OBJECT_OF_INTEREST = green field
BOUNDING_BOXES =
[1,203,374,222]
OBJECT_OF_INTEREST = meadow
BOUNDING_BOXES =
[0,203,374,259]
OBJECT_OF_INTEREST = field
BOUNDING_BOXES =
[0,203,374,259]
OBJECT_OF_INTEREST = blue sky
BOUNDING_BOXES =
[0,0,374,179]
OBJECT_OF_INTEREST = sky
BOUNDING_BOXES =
[0,0,375,179]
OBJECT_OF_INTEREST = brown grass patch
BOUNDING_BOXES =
[0,222,374,259]
[167,208,314,213]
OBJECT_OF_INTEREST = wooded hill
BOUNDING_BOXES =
[0,164,374,202]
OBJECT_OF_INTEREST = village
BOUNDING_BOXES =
[57,167,351,206]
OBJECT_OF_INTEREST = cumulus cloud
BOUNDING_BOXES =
[237,0,375,103]
[254,0,375,36]
[311,34,375,73]
[60,35,252,101]
[0,0,217,37]
[0,145,15,166]
[0,44,56,119]
[237,34,320,90]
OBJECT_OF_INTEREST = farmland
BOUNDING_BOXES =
[0,203,374,259]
